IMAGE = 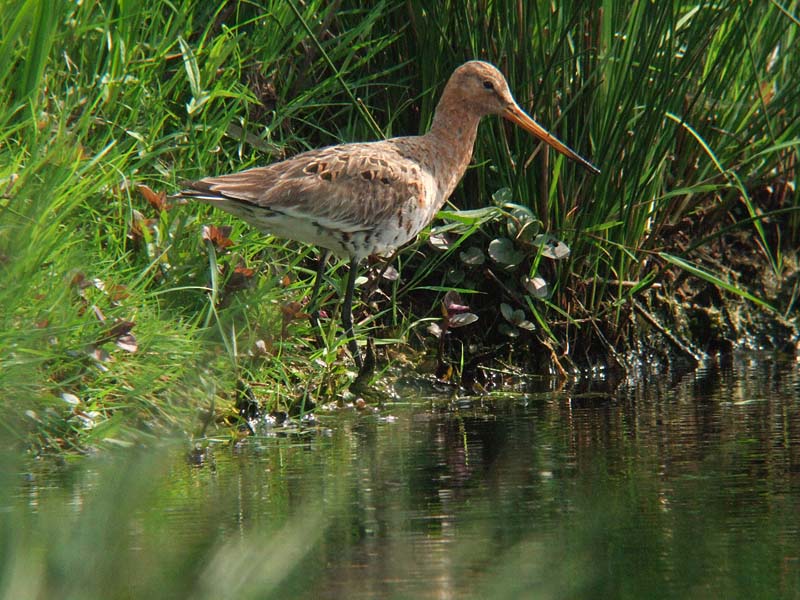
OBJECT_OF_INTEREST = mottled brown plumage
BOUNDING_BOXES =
[176,60,598,371]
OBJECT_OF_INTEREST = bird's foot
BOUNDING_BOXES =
[235,380,260,435]
[349,337,375,393]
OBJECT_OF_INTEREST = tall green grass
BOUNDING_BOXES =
[0,1,400,451]
[396,1,798,356]
[0,0,797,451]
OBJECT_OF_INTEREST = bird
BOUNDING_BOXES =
[176,60,599,373]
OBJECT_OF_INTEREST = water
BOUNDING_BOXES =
[6,354,800,599]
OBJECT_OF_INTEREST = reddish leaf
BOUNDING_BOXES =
[116,333,138,353]
[280,301,309,338]
[234,265,255,278]
[280,301,309,321]
[88,345,112,364]
[127,220,144,244]
[95,319,138,353]
[70,271,87,288]
[108,319,135,338]
[202,225,234,250]
[107,283,130,302]
[1,173,18,199]
[127,209,158,245]
[443,290,470,314]
[136,183,169,212]
[254,339,272,355]
[224,264,256,293]
[92,305,107,324]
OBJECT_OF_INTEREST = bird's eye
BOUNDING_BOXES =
[482,80,494,90]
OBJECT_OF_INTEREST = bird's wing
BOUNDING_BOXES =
[179,141,429,234]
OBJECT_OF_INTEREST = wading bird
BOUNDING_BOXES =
[176,61,599,373]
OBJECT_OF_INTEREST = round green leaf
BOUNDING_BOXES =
[488,237,524,267]
[522,275,549,298]
[460,246,486,266]
[534,234,571,260]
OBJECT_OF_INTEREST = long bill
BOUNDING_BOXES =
[504,104,600,175]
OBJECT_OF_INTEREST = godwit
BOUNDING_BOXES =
[177,61,599,371]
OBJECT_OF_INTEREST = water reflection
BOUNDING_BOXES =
[8,354,800,599]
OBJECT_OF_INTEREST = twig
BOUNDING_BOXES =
[631,299,702,363]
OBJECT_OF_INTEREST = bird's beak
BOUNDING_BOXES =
[503,104,600,174]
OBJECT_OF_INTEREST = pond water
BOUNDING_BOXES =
[6,354,800,599]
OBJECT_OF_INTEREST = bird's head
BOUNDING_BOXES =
[445,60,599,174]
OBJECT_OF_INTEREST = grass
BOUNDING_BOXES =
[0,0,798,452]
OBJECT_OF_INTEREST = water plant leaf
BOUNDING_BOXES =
[488,238,524,267]
[504,203,540,242]
[449,312,479,328]
[381,265,400,281]
[428,232,451,251]
[459,246,485,266]
[534,234,571,260]
[499,323,519,338]
[492,187,513,205]
[445,267,464,285]
[522,275,549,298]
[500,302,514,322]
[500,302,534,331]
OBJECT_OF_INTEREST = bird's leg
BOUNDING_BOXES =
[341,257,363,370]
[308,249,330,332]
[360,337,376,376]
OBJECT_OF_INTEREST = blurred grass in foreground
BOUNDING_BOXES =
[0,0,797,451]
[2,358,799,598]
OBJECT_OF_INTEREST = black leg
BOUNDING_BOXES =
[341,257,363,369]
[308,249,330,331]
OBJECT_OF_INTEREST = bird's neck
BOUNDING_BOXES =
[424,98,482,201]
